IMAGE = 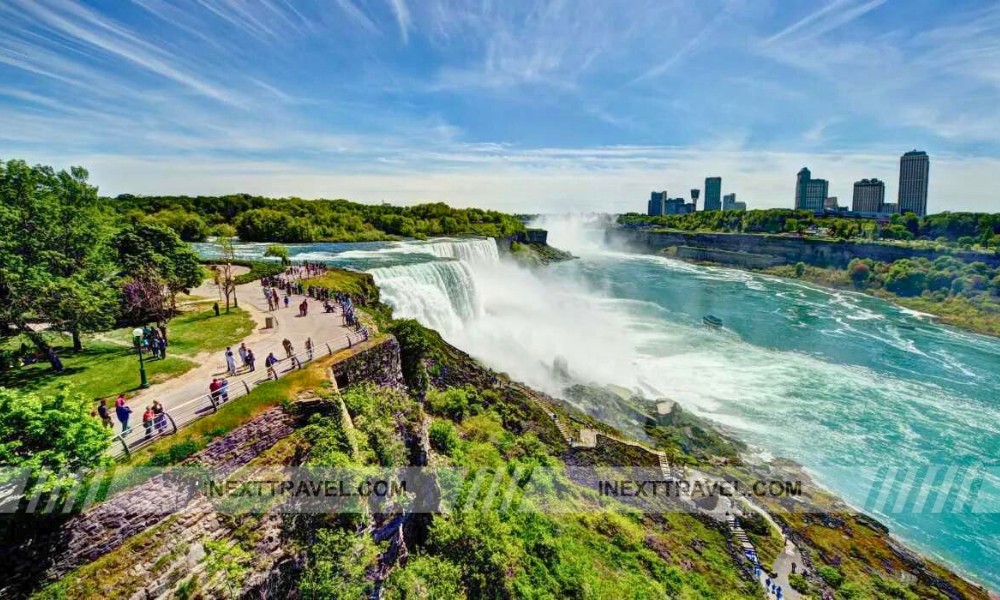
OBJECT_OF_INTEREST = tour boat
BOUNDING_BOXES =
[702,315,723,328]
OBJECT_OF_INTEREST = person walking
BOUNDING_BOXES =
[142,406,154,439]
[246,348,256,372]
[97,399,113,428]
[265,352,279,380]
[115,394,132,432]
[283,294,290,309]
[209,378,222,404]
[152,400,166,433]
[219,378,230,402]
[282,338,293,359]
[157,336,167,359]
[305,337,313,360]
[225,347,237,376]
[239,343,249,369]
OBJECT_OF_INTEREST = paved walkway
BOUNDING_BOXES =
[121,272,357,425]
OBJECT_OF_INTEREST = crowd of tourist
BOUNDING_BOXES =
[101,263,373,442]
[96,394,167,439]
[134,324,168,359]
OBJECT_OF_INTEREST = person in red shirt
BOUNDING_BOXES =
[209,378,222,405]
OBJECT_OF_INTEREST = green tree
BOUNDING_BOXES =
[264,244,291,265]
[0,160,119,359]
[0,386,110,494]
[113,221,203,324]
[149,209,208,241]
[794,262,806,277]
[847,259,871,288]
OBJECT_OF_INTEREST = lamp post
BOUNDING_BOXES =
[132,327,150,389]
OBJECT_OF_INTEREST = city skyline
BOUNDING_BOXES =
[1,1,999,213]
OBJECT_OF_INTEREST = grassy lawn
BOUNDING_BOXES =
[0,306,255,401]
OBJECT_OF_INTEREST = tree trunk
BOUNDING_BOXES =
[18,323,61,371]
[71,326,82,352]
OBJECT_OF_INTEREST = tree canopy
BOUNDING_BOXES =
[0,386,110,494]
[0,159,209,360]
[109,194,526,243]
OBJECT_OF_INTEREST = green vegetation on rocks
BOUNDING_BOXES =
[509,241,575,266]
[764,256,1000,336]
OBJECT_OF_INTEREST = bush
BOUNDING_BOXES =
[427,387,482,421]
[847,259,871,287]
[817,565,844,588]
[0,386,110,494]
[429,420,459,455]
[147,440,199,466]
[794,262,806,277]
[788,572,810,593]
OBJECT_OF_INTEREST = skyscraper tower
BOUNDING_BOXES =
[690,188,700,211]
[897,150,929,216]
[704,177,722,211]
[852,178,886,213]
[795,167,829,211]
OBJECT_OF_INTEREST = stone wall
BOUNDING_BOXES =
[517,229,549,245]
[0,407,298,598]
[330,335,405,391]
[675,246,785,269]
[609,228,1000,268]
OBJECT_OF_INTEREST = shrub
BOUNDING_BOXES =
[788,572,810,593]
[847,259,871,287]
[817,565,844,588]
[147,440,199,466]
[429,420,459,455]
[794,262,806,277]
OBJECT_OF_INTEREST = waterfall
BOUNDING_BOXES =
[419,237,500,265]
[366,232,641,398]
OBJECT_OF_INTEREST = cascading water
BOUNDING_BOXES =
[420,237,500,264]
[369,259,482,334]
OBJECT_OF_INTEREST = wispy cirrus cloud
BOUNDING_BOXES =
[387,0,412,43]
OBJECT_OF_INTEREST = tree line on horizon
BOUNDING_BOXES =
[619,209,1000,250]
[110,193,527,243]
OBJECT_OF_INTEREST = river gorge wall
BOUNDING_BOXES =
[608,228,1000,269]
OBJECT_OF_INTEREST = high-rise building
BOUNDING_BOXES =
[704,177,722,211]
[852,178,886,213]
[723,193,737,211]
[664,197,692,214]
[647,191,668,216]
[733,201,747,212]
[690,189,700,212]
[897,150,929,216]
[824,196,839,209]
[795,167,829,211]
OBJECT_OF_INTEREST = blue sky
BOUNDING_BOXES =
[1,0,999,213]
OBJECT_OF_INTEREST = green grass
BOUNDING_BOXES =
[0,306,254,401]
[303,268,380,305]
[0,337,195,400]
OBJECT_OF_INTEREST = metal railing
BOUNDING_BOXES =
[109,328,371,459]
